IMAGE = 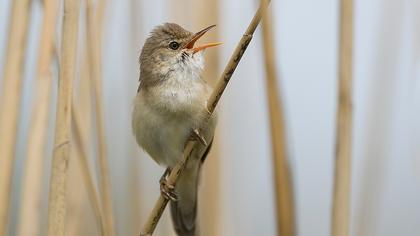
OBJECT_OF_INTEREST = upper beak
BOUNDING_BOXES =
[183,24,222,54]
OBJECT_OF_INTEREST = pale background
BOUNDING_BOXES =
[0,0,419,235]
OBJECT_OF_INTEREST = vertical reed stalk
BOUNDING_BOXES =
[140,2,269,235]
[127,1,143,235]
[47,0,81,235]
[66,46,98,235]
[189,1,222,235]
[332,0,354,235]
[0,0,31,233]
[71,102,105,234]
[260,0,296,235]
[85,0,115,235]
[18,0,60,235]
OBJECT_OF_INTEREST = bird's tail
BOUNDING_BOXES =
[170,136,214,236]
[170,165,199,236]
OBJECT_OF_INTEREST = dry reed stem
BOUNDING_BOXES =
[332,0,354,235]
[188,1,222,235]
[140,2,269,235]
[85,0,116,235]
[260,0,296,235]
[126,1,143,235]
[72,102,106,235]
[17,0,60,235]
[47,0,81,235]
[0,0,31,233]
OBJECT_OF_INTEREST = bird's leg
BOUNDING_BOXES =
[190,128,207,146]
[159,167,178,201]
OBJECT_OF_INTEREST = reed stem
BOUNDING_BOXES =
[0,0,31,233]
[72,103,106,235]
[18,0,59,235]
[47,0,81,235]
[260,0,296,235]
[332,0,354,235]
[85,0,116,235]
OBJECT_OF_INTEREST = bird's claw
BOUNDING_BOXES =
[160,178,178,201]
[190,129,207,146]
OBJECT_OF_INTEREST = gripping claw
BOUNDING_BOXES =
[159,168,178,201]
[191,129,207,146]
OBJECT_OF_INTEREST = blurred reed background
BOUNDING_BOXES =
[0,0,420,236]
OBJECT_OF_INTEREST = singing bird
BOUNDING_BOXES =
[132,23,220,236]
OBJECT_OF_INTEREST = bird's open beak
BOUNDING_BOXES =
[184,24,222,54]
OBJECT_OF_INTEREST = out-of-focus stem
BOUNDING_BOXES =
[260,0,296,235]
[332,0,354,235]
[47,0,81,235]
[0,0,31,233]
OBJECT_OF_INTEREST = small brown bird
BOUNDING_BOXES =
[132,23,220,236]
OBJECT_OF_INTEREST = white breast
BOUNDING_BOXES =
[132,57,213,167]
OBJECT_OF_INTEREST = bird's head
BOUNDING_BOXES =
[139,23,221,88]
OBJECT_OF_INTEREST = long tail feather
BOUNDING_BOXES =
[170,137,214,236]
[170,166,199,236]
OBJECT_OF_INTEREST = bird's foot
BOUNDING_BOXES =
[160,179,178,201]
[159,169,178,201]
[190,129,207,146]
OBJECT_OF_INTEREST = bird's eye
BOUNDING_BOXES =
[169,41,180,50]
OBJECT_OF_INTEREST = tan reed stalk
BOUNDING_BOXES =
[72,102,106,235]
[47,0,81,235]
[0,0,31,233]
[187,1,222,235]
[67,44,95,235]
[260,0,296,235]
[140,2,270,235]
[126,1,141,235]
[85,0,116,235]
[66,143,87,236]
[332,0,354,235]
[17,0,60,235]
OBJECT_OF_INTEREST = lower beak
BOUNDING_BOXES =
[192,42,223,54]
[184,25,222,54]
